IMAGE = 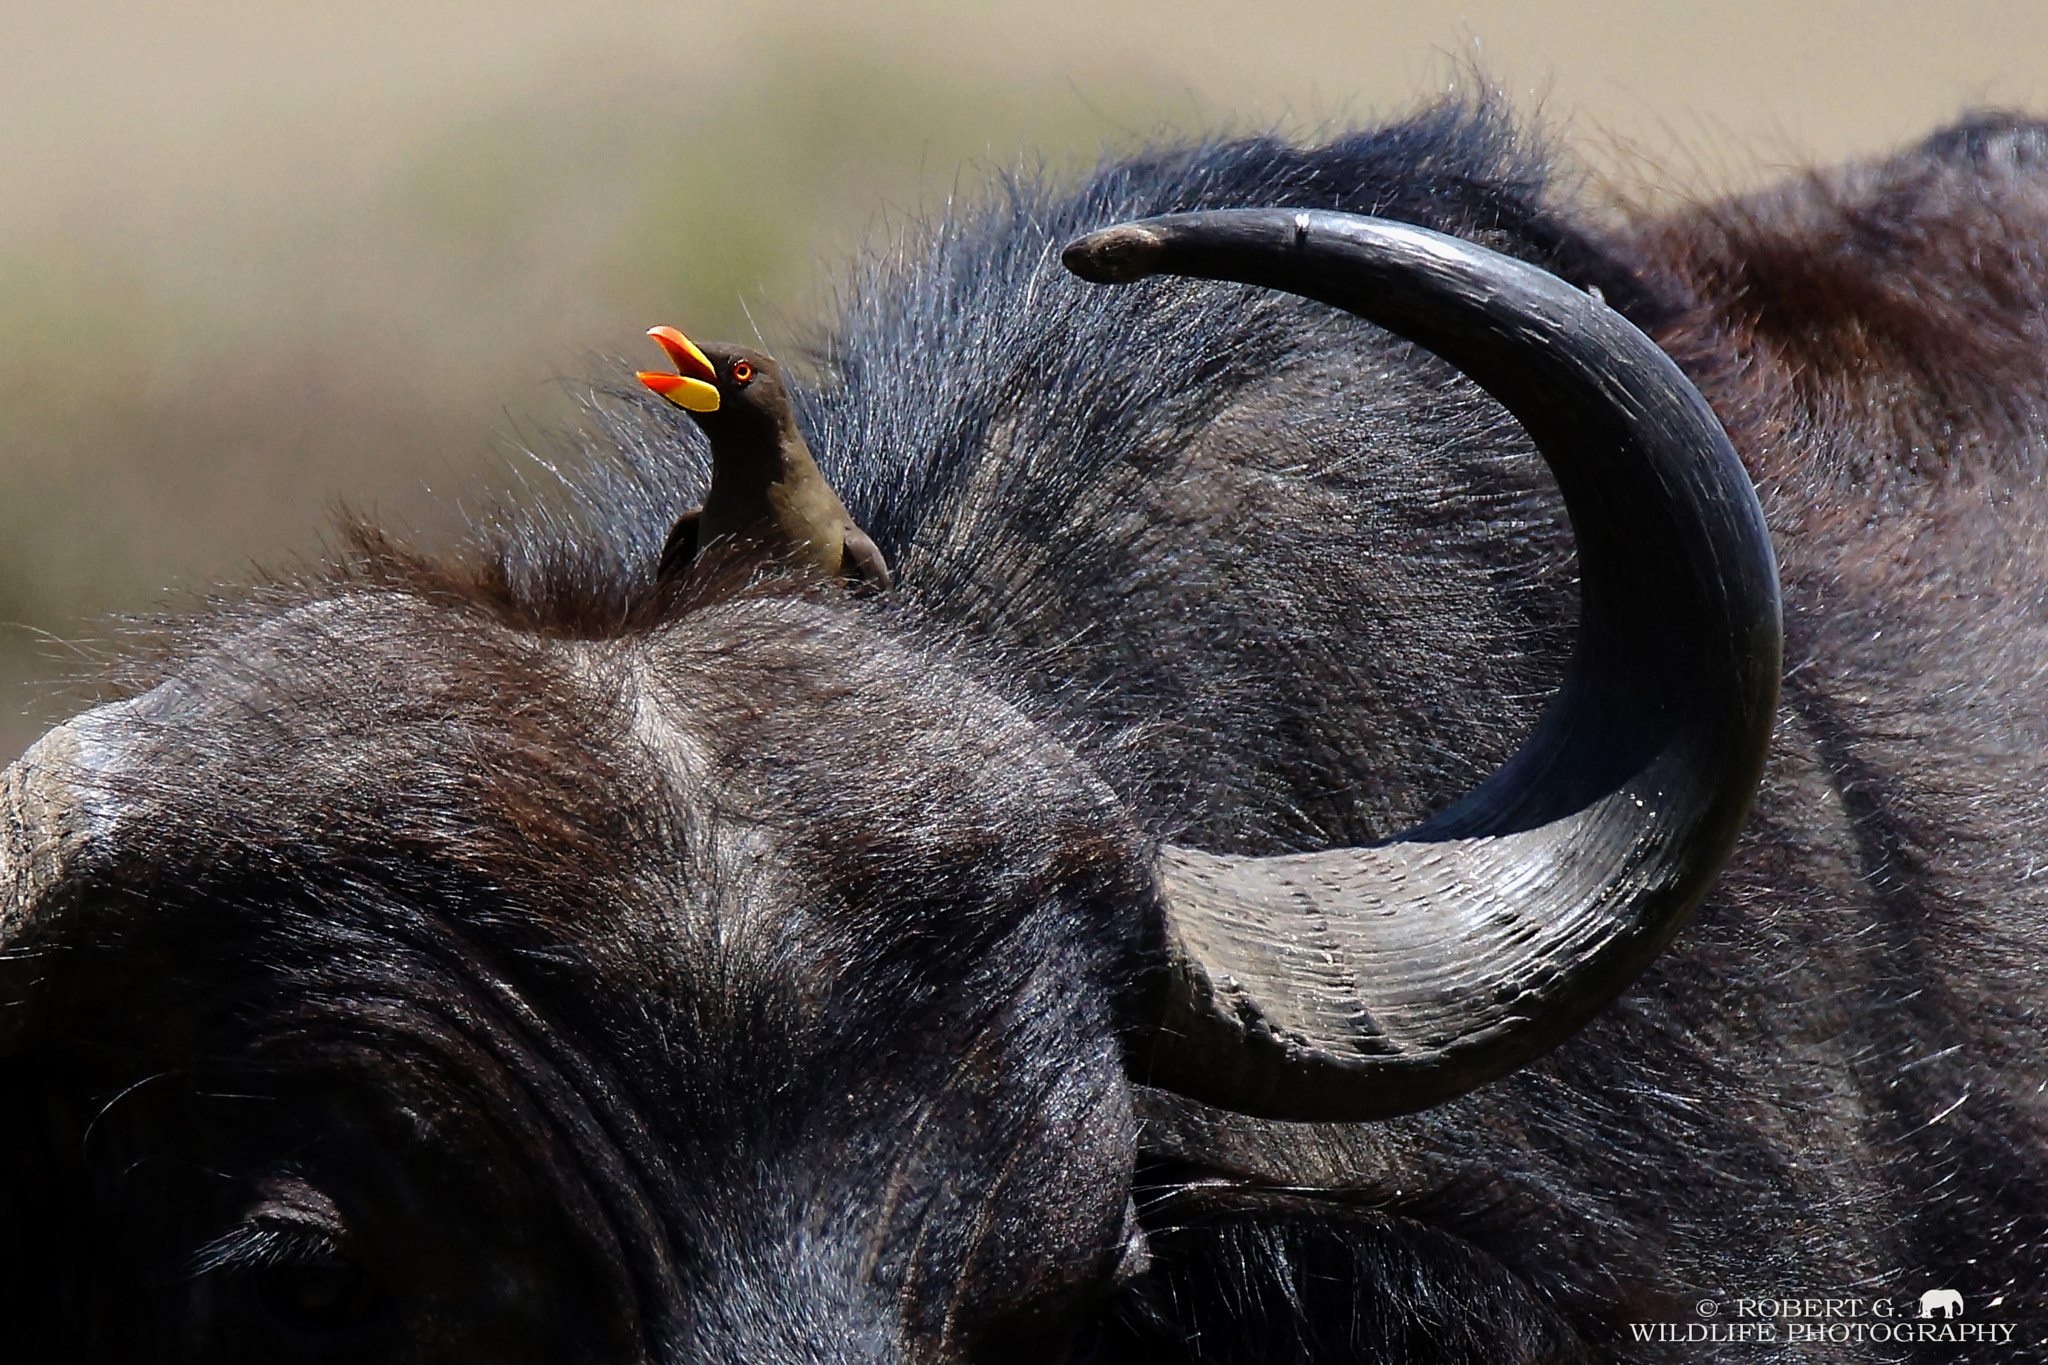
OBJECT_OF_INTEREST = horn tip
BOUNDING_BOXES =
[1062,224,1167,284]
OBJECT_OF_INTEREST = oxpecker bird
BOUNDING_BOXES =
[638,326,892,590]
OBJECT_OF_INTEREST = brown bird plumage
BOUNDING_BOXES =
[638,328,891,590]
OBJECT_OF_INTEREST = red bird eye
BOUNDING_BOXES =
[731,361,754,385]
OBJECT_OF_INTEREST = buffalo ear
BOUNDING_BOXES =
[655,508,701,584]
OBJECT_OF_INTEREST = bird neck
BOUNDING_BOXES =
[701,409,820,529]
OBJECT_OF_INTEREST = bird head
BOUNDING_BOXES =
[637,327,792,442]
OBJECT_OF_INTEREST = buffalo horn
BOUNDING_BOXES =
[0,722,91,1053]
[1064,210,1781,1121]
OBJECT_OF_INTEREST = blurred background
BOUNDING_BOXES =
[4,0,2046,761]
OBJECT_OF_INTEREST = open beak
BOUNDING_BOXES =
[637,326,721,412]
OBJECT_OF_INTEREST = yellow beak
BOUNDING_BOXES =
[637,326,721,412]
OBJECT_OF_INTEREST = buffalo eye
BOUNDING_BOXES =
[195,1177,383,1335]
[254,1251,380,1334]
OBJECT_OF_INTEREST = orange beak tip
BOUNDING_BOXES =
[637,370,683,397]
[643,323,716,380]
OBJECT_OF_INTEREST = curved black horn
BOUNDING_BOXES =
[1064,210,1781,1121]
[0,722,91,1054]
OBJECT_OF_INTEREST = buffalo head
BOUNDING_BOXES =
[0,203,1776,1362]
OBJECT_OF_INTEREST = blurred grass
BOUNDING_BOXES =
[4,0,2047,761]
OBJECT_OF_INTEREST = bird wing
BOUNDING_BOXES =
[841,523,893,591]
[657,508,702,583]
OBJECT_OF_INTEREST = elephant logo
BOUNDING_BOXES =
[1917,1289,1964,1319]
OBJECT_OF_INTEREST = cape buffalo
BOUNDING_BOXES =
[3,97,2044,1362]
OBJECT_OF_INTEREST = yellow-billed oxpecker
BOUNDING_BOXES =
[638,326,892,590]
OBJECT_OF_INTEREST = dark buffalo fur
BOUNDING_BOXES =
[5,97,2047,1363]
